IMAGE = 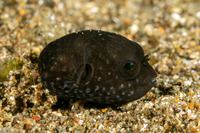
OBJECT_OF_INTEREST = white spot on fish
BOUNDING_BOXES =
[106,59,110,64]
[85,88,90,93]
[62,66,67,72]
[50,66,55,71]
[95,86,99,91]
[128,83,131,87]
[108,72,111,75]
[97,77,101,81]
[119,84,124,89]
[43,81,47,86]
[110,87,115,91]
[107,92,111,95]
[65,90,69,93]
[136,78,139,83]
[56,77,61,81]
[128,91,134,97]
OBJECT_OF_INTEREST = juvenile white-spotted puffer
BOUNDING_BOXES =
[38,30,157,105]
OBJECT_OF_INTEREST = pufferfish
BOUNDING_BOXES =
[38,30,157,105]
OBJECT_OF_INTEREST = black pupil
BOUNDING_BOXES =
[124,62,135,71]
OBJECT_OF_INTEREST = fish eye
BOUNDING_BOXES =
[119,60,138,78]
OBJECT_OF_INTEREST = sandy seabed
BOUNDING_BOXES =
[0,0,200,132]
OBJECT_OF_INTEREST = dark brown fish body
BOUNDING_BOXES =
[38,30,157,105]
